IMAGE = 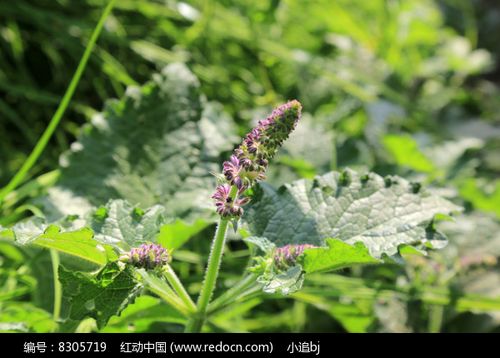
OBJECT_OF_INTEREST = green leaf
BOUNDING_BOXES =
[32,226,116,265]
[91,199,167,251]
[441,213,500,263]
[1,221,115,266]
[243,236,275,254]
[40,63,237,222]
[254,238,380,295]
[2,217,46,244]
[439,213,500,307]
[259,265,304,295]
[198,101,239,158]
[0,303,57,333]
[301,238,380,273]
[293,291,375,333]
[422,137,483,172]
[102,295,185,332]
[382,134,435,173]
[459,178,500,219]
[0,269,36,302]
[244,169,461,258]
[2,199,168,264]
[328,302,375,333]
[157,218,210,251]
[59,262,142,329]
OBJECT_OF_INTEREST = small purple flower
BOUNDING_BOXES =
[273,244,315,270]
[223,155,243,188]
[120,243,170,270]
[212,184,249,218]
[242,128,261,154]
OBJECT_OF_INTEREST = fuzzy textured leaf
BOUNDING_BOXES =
[2,199,167,264]
[40,63,237,222]
[59,262,143,329]
[91,200,167,251]
[260,265,304,295]
[244,169,461,258]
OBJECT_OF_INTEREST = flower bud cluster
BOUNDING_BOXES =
[273,244,315,270]
[120,243,170,270]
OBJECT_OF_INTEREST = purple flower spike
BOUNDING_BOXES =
[212,100,302,218]
[273,244,315,270]
[120,243,170,270]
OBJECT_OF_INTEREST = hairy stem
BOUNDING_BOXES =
[163,264,196,312]
[185,186,238,332]
[0,0,117,203]
[139,270,191,316]
[50,249,62,323]
[146,283,189,316]
[208,273,260,313]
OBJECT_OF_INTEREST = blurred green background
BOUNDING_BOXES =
[1,0,500,332]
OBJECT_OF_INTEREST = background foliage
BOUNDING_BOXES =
[1,0,499,332]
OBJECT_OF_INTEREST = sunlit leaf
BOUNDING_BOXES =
[244,169,460,258]
[40,63,237,222]
[59,262,142,329]
[383,134,435,173]
[301,239,380,273]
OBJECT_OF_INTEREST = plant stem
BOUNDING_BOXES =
[208,285,262,316]
[162,264,196,312]
[185,186,238,332]
[138,270,191,316]
[0,0,117,204]
[50,249,61,323]
[185,219,229,332]
[147,284,189,316]
[2,170,60,211]
[428,305,444,333]
[208,273,259,313]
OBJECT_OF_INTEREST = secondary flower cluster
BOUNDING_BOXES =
[273,244,315,270]
[213,100,302,218]
[120,243,170,270]
[212,184,250,217]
